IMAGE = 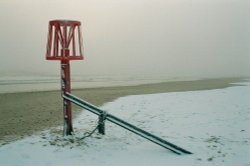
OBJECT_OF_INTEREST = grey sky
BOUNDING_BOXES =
[0,0,249,78]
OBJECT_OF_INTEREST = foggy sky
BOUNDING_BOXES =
[0,0,249,78]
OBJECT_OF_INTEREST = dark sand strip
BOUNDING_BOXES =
[0,77,246,143]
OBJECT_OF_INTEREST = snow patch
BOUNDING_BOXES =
[0,82,250,166]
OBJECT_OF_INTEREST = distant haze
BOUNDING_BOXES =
[0,0,249,78]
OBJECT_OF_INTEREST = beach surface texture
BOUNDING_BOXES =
[0,78,249,165]
[0,78,243,143]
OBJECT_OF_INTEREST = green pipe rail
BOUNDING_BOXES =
[63,92,192,155]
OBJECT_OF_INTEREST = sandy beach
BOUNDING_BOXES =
[0,77,246,144]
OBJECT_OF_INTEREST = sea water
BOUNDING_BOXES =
[0,74,181,94]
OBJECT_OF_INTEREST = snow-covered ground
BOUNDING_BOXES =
[0,81,250,166]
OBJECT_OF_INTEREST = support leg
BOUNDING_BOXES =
[98,112,106,135]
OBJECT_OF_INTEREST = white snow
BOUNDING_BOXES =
[0,81,250,166]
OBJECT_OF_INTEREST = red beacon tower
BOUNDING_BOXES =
[46,20,84,136]
[44,20,192,155]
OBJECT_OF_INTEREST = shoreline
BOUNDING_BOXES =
[0,77,247,144]
[0,75,205,94]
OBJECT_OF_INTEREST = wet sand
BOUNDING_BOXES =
[0,77,246,144]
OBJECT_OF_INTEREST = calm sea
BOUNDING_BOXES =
[0,74,179,94]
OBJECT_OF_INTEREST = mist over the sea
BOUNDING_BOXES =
[0,0,249,79]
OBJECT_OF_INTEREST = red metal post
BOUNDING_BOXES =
[46,20,84,136]
[61,58,73,135]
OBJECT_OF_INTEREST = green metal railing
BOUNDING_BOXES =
[63,92,192,155]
